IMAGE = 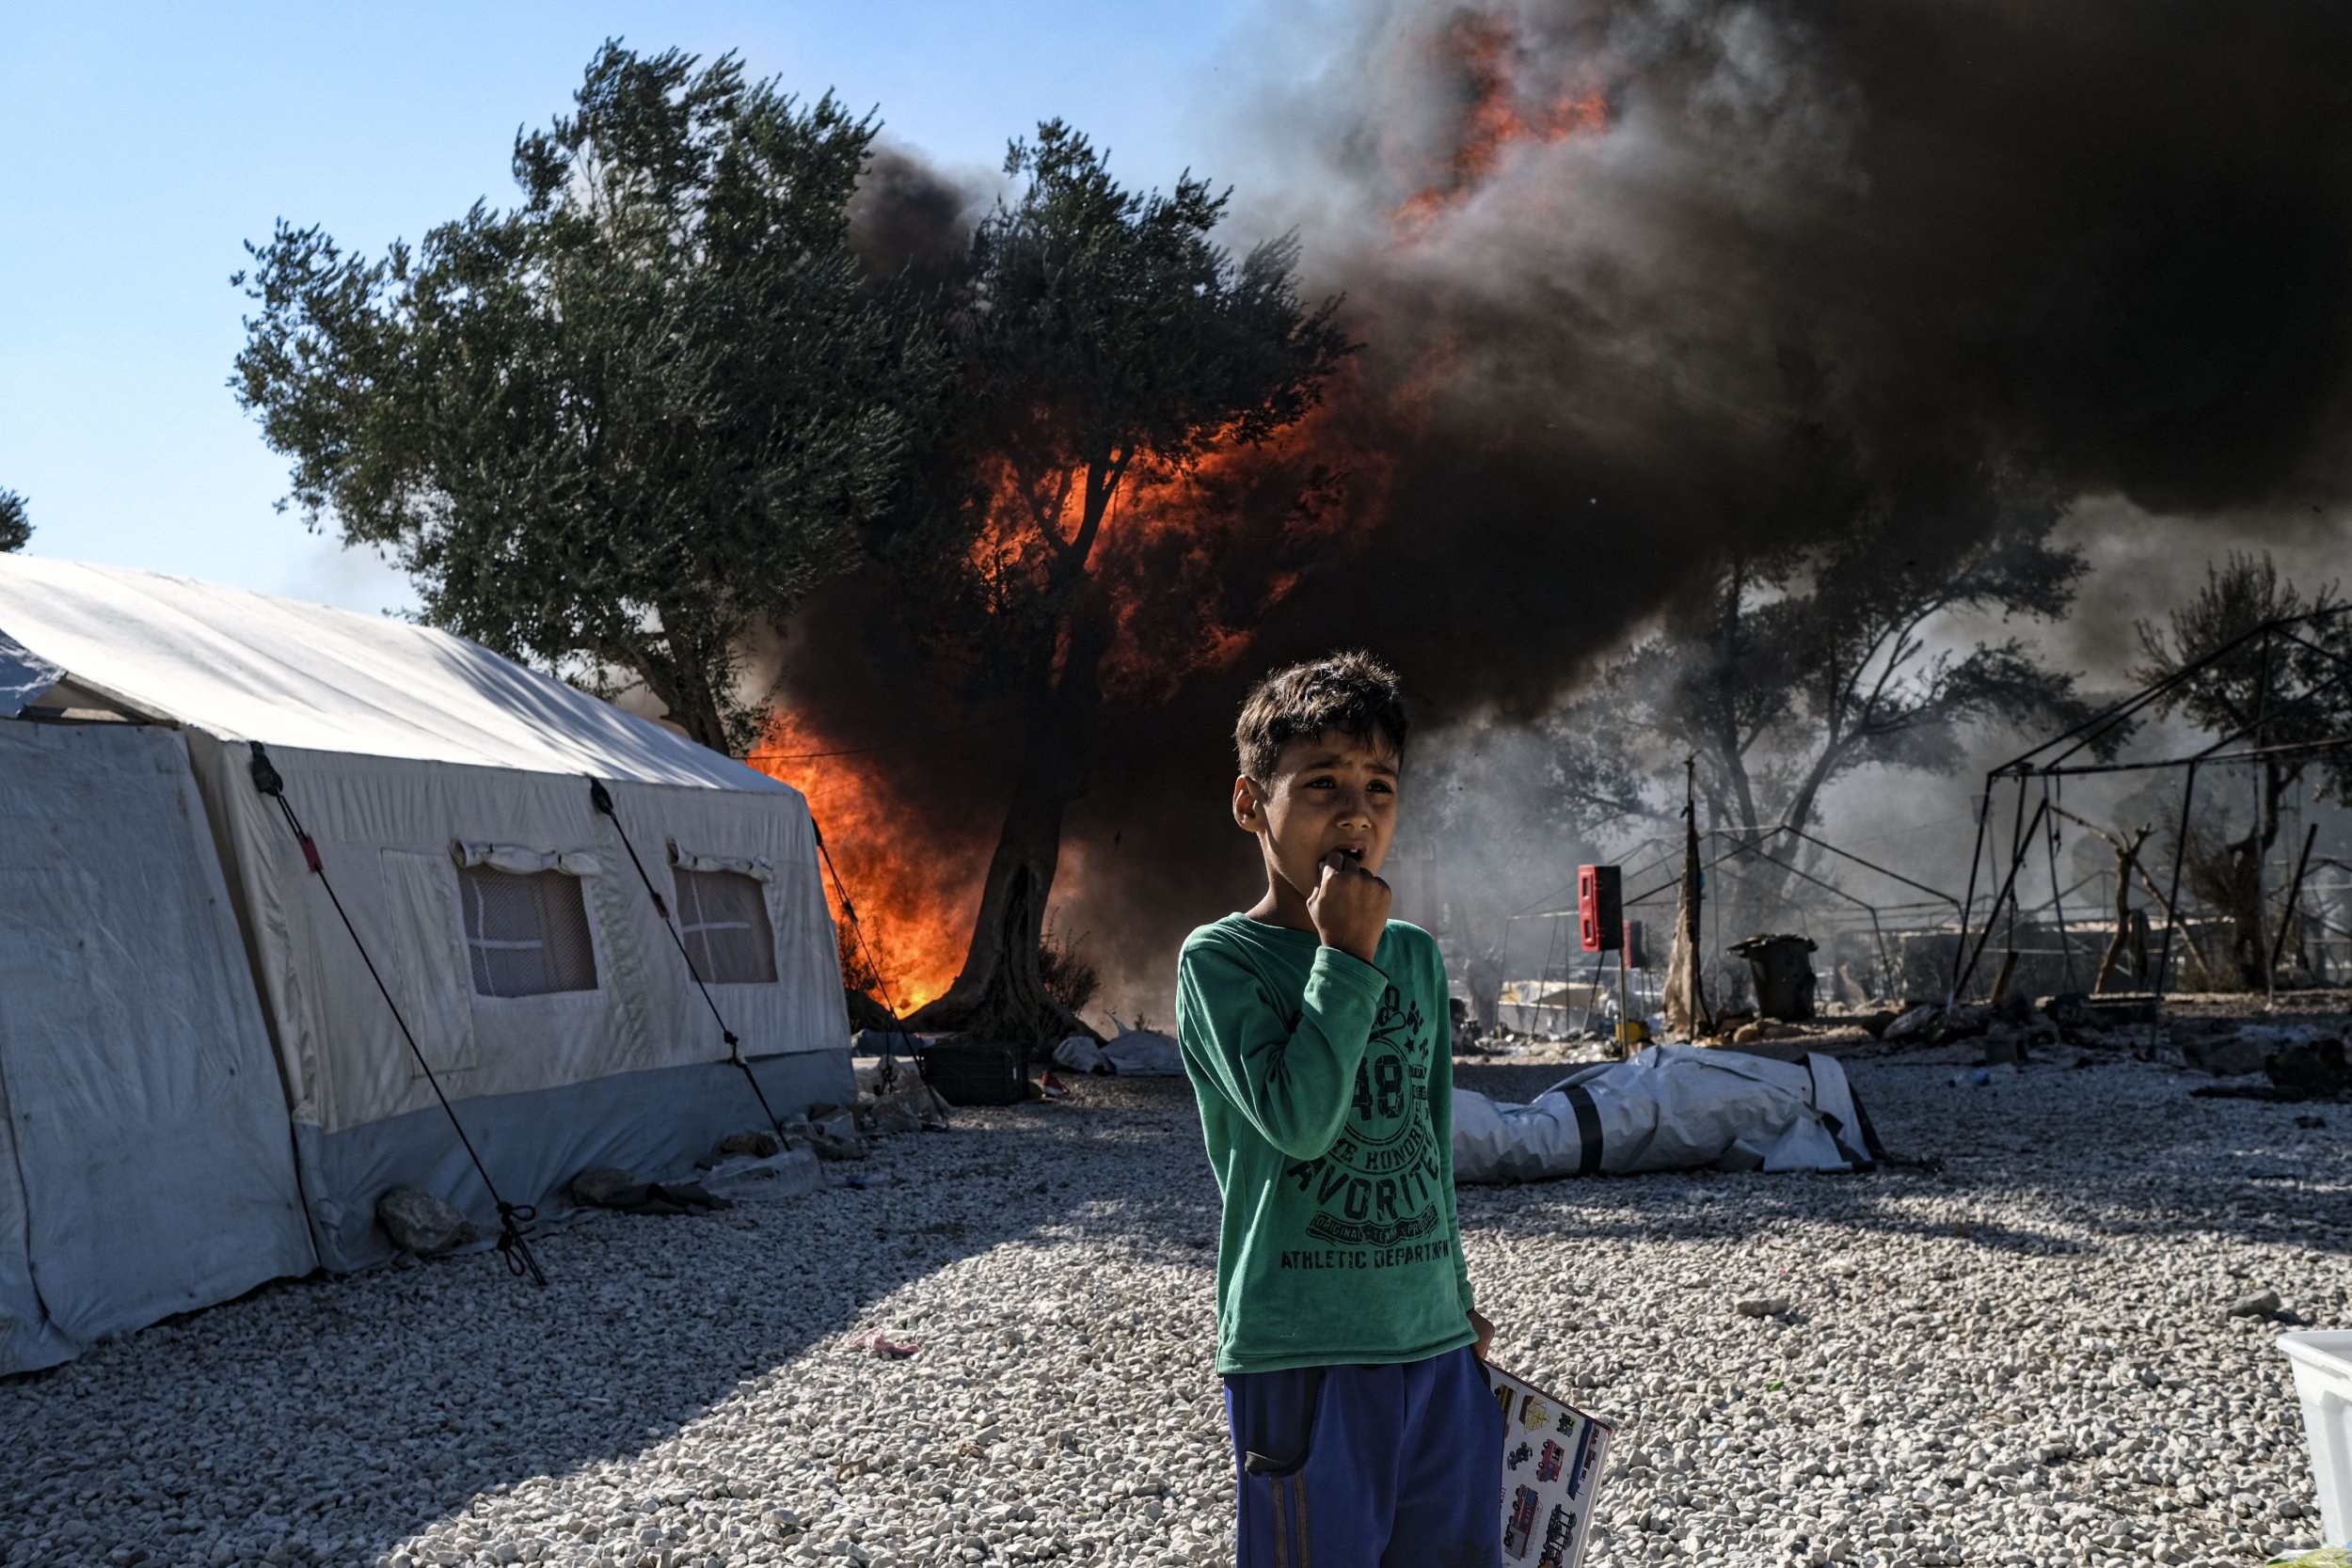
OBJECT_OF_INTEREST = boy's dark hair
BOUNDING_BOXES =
[1235,652,1409,783]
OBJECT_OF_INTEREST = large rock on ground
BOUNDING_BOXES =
[721,1131,782,1159]
[376,1186,475,1256]
[571,1167,635,1207]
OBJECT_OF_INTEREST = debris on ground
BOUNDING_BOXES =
[568,1176,732,1216]
[1053,1022,1183,1076]
[569,1166,636,1207]
[720,1130,782,1159]
[852,1330,922,1360]
[1882,1003,1941,1041]
[799,1126,870,1162]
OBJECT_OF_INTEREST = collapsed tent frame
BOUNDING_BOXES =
[1947,604,2352,1008]
[1499,822,1963,1024]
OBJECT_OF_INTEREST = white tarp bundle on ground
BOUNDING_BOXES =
[1454,1044,1883,1182]
[0,558,854,1331]
[0,721,315,1372]
[1053,1023,1183,1076]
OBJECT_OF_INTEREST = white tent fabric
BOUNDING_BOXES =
[0,558,853,1275]
[0,554,767,786]
[182,741,845,1136]
[0,722,314,1372]
[1453,1045,1882,1181]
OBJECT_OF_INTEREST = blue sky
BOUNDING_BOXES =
[0,1,1263,613]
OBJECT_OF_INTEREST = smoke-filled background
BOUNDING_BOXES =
[783,0,2352,1022]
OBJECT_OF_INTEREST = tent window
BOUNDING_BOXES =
[673,867,778,985]
[457,865,599,997]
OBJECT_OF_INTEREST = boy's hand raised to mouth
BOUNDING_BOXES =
[1310,850,1392,965]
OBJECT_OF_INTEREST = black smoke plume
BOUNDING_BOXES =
[797,0,2352,1013]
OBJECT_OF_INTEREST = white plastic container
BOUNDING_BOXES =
[2280,1330,2352,1546]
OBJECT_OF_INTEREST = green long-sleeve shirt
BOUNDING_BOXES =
[1176,913,1476,1374]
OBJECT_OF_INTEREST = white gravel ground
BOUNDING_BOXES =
[3,1051,2345,1568]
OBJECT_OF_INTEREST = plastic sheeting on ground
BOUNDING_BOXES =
[1453,1044,1883,1182]
[1053,1025,1184,1076]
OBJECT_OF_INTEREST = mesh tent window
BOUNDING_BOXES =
[457,865,599,997]
[672,867,778,985]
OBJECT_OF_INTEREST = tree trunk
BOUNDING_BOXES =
[1664,758,1711,1037]
[906,594,1112,1048]
[2093,827,2153,994]
[633,641,732,756]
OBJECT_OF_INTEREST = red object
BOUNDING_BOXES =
[299,835,323,875]
[1577,865,1622,953]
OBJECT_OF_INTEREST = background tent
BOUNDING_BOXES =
[0,557,853,1274]
[0,721,315,1373]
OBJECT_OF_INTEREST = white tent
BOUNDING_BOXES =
[0,721,315,1373]
[0,557,852,1299]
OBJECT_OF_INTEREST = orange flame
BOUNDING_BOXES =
[750,710,985,1011]
[1393,15,1608,237]
[757,376,1405,1011]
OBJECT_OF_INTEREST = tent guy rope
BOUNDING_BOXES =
[247,742,546,1287]
[587,777,788,1139]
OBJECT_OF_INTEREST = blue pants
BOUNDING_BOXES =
[1224,1346,1503,1567]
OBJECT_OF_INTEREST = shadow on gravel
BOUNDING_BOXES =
[0,1081,1221,1568]
[6,1060,2344,1565]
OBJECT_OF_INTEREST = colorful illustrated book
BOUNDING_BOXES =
[1487,1363,1613,1568]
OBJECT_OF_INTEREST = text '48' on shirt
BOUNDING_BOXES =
[1176,913,1476,1376]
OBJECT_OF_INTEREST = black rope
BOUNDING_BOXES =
[246,744,544,1286]
[586,779,787,1138]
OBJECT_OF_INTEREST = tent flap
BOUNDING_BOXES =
[0,722,314,1371]
[669,843,775,881]
[453,841,602,877]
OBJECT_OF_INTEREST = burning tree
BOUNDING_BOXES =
[1550,465,2096,907]
[0,490,27,553]
[231,43,945,755]
[890,121,1352,1043]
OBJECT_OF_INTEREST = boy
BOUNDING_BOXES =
[1177,652,1500,1567]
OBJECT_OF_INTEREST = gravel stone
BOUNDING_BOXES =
[2229,1288,2283,1318]
[1,1055,2342,1567]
